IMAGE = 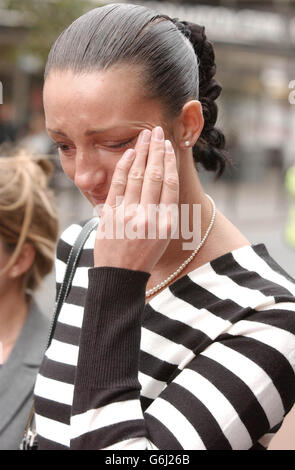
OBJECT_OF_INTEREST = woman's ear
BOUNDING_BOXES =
[8,243,36,280]
[173,100,204,149]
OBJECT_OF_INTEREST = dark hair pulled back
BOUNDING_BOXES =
[45,3,231,179]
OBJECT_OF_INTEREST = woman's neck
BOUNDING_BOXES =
[153,155,213,271]
[0,285,29,363]
[148,151,251,294]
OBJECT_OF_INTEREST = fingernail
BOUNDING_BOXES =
[153,126,164,141]
[165,140,173,153]
[142,129,152,143]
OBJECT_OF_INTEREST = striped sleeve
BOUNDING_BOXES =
[69,266,295,450]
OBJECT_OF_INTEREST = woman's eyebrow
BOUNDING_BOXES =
[47,125,140,137]
[47,128,67,136]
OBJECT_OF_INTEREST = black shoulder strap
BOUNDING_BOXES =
[20,216,99,450]
[47,216,99,349]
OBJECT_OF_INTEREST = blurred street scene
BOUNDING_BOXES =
[0,0,295,448]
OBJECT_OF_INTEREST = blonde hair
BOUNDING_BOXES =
[0,146,59,295]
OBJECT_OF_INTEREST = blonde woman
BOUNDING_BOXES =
[0,149,59,449]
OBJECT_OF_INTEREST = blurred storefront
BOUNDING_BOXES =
[0,5,42,134]
[0,0,92,139]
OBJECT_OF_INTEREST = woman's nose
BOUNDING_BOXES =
[74,153,106,192]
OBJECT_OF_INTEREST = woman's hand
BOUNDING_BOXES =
[93,126,179,273]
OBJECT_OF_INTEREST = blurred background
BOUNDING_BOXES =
[0,0,294,449]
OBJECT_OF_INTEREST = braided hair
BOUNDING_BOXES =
[173,19,231,179]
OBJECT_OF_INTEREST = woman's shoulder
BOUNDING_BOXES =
[14,300,50,366]
[230,242,295,303]
[190,242,295,291]
[183,241,295,326]
[189,242,295,375]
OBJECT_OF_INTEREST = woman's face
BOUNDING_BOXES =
[43,65,171,206]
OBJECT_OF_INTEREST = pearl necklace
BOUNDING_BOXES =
[145,193,216,298]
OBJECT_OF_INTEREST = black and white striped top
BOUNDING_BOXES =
[34,221,295,450]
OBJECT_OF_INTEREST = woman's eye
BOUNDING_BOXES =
[51,137,135,154]
[108,138,134,149]
[52,142,73,153]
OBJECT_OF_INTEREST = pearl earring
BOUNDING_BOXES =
[184,140,190,147]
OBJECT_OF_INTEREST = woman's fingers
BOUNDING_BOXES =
[159,140,179,239]
[104,148,136,209]
[103,126,179,243]
[95,125,180,273]
[160,139,179,206]
[140,126,165,207]
[123,129,151,207]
